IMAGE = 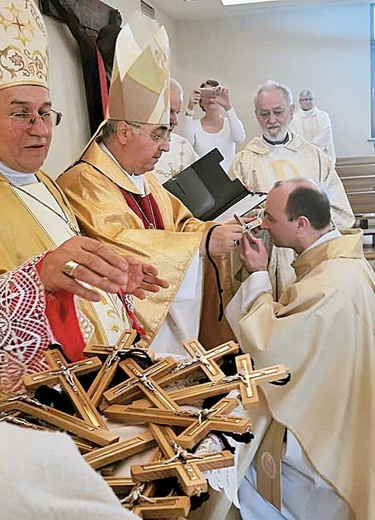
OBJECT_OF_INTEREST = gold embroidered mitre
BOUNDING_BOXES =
[106,11,170,125]
[0,0,49,91]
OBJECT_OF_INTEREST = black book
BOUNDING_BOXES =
[163,148,266,221]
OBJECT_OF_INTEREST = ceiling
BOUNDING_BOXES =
[148,0,369,21]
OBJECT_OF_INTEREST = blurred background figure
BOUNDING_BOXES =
[153,78,199,184]
[291,89,336,164]
[178,79,246,173]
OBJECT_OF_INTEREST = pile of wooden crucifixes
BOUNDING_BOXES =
[0,330,289,519]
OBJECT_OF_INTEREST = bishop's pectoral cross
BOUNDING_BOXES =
[83,329,143,407]
[131,424,234,497]
[23,348,106,428]
[0,392,118,446]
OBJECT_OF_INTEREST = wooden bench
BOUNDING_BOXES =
[336,156,375,262]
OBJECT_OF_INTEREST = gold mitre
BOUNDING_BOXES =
[106,11,170,125]
[0,0,49,91]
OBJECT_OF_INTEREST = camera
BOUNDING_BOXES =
[198,87,216,98]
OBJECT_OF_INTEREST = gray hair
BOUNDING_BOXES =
[254,80,294,108]
[100,119,143,142]
[170,78,184,101]
[100,119,119,141]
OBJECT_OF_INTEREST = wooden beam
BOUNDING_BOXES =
[40,0,116,33]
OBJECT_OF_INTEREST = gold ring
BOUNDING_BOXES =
[61,260,80,279]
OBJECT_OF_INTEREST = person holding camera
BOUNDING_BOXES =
[178,79,246,173]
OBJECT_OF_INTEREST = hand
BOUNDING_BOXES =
[187,89,201,111]
[123,257,169,300]
[240,233,268,273]
[39,236,166,302]
[213,86,232,111]
[200,224,243,256]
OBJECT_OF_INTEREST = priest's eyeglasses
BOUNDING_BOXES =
[0,109,63,127]
[127,122,172,143]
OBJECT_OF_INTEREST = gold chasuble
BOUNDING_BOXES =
[228,230,375,520]
[0,172,129,347]
[58,142,235,349]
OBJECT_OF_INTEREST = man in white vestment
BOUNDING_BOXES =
[225,178,375,520]
[153,78,199,184]
[291,89,336,163]
[228,80,354,298]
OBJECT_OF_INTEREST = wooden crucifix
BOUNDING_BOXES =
[103,357,178,408]
[125,482,190,519]
[84,431,156,471]
[131,424,234,497]
[105,474,191,518]
[0,392,118,446]
[167,354,289,408]
[112,340,241,409]
[83,329,140,407]
[22,348,106,428]
[235,354,290,407]
[158,339,240,387]
[105,397,252,450]
[41,0,122,134]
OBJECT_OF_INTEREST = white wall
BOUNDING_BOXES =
[43,0,176,177]
[174,2,373,159]
[43,1,373,177]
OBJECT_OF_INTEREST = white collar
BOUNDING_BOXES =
[304,228,341,254]
[300,107,318,117]
[0,160,38,187]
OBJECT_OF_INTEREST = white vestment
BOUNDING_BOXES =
[291,107,336,163]
[153,132,199,184]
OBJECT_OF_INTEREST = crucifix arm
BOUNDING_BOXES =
[48,0,95,53]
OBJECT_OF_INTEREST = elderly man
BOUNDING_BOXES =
[153,78,199,184]
[0,0,166,394]
[225,178,375,520]
[291,89,336,163]
[58,15,243,353]
[228,80,354,298]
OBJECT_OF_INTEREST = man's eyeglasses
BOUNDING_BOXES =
[300,98,314,102]
[0,109,63,127]
[127,122,171,143]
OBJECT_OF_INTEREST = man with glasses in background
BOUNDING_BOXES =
[291,89,336,164]
[58,13,243,354]
[228,80,353,298]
